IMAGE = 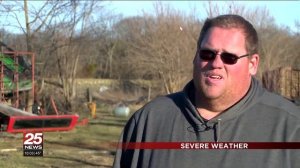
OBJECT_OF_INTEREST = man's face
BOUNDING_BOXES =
[193,27,258,103]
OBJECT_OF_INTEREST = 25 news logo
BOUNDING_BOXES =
[23,132,43,157]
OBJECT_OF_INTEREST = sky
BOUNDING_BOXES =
[106,1,300,32]
[1,1,299,34]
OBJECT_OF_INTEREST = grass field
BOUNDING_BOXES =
[0,105,132,168]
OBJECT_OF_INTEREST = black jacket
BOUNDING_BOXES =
[113,78,300,168]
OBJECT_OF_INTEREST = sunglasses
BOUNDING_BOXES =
[198,48,250,65]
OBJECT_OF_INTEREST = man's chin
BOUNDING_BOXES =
[202,91,223,100]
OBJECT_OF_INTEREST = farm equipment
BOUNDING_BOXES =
[0,42,78,133]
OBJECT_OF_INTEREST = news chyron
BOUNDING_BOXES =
[23,132,43,157]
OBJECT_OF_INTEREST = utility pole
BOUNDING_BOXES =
[24,0,32,52]
[24,0,34,113]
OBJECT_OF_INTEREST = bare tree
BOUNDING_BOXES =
[0,1,74,51]
[115,3,200,94]
[0,1,105,110]
[44,1,103,110]
[258,27,299,73]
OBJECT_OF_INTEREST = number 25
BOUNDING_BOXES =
[24,133,43,145]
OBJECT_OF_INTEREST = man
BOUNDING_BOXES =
[113,14,300,168]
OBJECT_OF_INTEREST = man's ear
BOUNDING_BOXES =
[249,54,259,75]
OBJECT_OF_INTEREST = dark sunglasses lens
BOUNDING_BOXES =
[221,53,238,64]
[199,49,240,65]
[199,50,215,60]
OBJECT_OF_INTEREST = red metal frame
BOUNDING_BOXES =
[0,50,35,110]
[0,49,80,133]
[0,60,4,102]
[13,53,19,107]
[6,114,79,133]
[50,96,59,115]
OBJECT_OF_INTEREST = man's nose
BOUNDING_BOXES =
[211,54,224,68]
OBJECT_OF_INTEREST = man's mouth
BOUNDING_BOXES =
[209,75,222,79]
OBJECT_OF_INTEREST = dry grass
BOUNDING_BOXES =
[0,106,130,168]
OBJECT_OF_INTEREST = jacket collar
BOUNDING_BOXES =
[182,77,266,124]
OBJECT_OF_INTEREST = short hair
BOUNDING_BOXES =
[197,14,258,55]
